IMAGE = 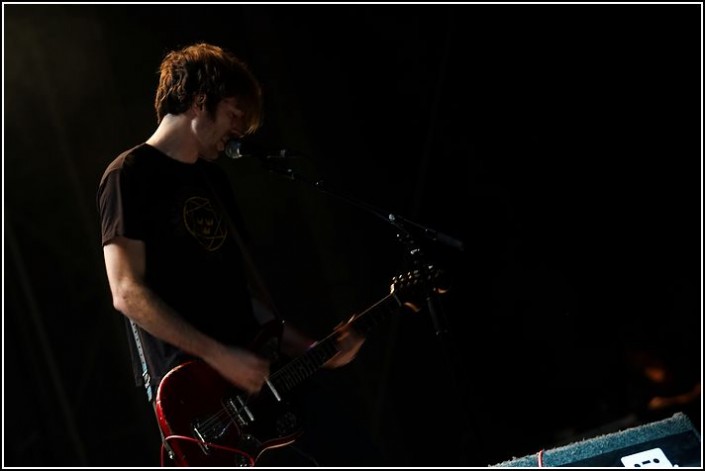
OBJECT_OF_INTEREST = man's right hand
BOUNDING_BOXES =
[207,345,270,394]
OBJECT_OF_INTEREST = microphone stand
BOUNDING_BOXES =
[258,158,464,339]
[255,155,474,463]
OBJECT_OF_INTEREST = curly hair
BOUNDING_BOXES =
[154,43,262,134]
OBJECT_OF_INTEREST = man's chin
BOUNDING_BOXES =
[199,152,219,162]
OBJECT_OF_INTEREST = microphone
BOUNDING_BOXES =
[224,139,245,159]
[224,139,291,161]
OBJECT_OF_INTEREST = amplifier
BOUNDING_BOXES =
[493,412,701,467]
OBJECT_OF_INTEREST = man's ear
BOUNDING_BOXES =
[193,94,207,113]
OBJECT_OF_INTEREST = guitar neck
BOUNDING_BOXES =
[269,292,401,395]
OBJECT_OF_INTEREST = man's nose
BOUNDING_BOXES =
[230,127,244,139]
[230,108,245,136]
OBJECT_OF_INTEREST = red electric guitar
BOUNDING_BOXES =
[154,265,444,466]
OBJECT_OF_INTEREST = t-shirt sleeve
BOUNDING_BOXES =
[97,161,147,246]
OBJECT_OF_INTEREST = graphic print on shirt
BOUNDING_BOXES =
[183,196,228,251]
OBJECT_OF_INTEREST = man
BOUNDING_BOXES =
[97,42,364,465]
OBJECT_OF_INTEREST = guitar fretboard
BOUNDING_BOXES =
[269,292,400,394]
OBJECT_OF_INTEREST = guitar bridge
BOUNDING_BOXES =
[192,425,212,455]
[191,397,252,455]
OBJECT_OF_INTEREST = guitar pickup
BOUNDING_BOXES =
[226,395,255,424]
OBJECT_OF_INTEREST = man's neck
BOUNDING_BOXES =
[146,114,199,164]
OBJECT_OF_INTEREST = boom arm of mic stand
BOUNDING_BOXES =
[264,163,456,337]
[264,164,465,252]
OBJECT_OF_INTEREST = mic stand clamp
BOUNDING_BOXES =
[389,216,449,338]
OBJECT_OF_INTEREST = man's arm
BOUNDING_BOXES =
[103,236,269,393]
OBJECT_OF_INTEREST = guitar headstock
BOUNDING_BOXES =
[390,265,447,312]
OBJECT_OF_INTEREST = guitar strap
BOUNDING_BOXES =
[129,319,176,460]
[129,319,153,402]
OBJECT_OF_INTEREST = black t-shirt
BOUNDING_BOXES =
[97,143,260,389]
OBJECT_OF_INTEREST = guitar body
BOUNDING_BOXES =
[155,322,303,466]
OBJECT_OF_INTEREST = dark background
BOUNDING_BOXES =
[4,3,701,467]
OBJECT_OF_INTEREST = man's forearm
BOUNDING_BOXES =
[114,282,223,363]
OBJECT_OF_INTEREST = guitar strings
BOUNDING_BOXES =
[198,405,236,439]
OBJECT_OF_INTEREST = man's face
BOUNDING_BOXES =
[194,97,245,161]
